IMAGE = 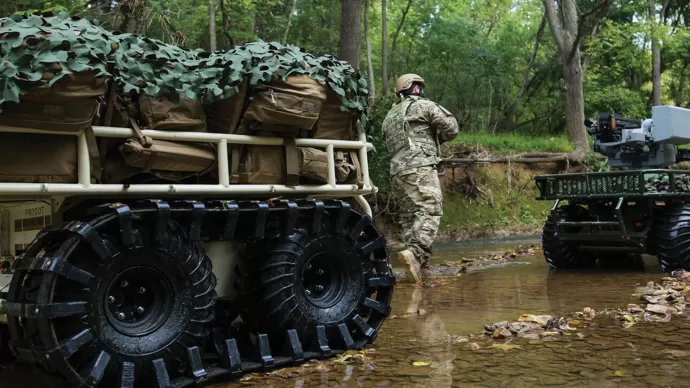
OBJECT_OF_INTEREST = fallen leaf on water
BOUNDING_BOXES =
[333,350,369,365]
[489,344,522,351]
[413,361,432,366]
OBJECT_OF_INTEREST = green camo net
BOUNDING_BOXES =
[0,12,369,123]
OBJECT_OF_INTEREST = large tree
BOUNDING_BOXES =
[541,0,612,158]
[339,0,362,67]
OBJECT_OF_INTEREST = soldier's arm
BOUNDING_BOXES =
[427,102,459,144]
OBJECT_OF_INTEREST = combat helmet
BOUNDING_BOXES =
[395,74,425,94]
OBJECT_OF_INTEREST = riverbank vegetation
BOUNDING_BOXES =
[1,0,684,239]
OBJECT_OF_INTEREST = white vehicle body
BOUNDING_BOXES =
[0,123,378,324]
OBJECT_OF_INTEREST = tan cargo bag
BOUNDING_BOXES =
[119,139,216,173]
[0,132,101,183]
[138,93,207,131]
[205,80,249,134]
[298,148,362,184]
[232,144,286,184]
[242,73,327,133]
[0,72,107,132]
[298,147,329,182]
[335,150,362,185]
[312,90,358,140]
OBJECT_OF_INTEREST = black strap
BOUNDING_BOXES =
[230,144,241,184]
[284,137,299,186]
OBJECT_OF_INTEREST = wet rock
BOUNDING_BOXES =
[627,304,644,313]
[484,321,509,333]
[467,342,481,350]
[671,269,690,280]
[643,310,671,323]
[646,304,671,315]
[493,328,512,339]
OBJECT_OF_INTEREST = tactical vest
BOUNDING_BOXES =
[382,97,441,176]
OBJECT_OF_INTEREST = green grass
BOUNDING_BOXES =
[449,131,574,155]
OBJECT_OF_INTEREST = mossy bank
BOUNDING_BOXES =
[371,161,562,245]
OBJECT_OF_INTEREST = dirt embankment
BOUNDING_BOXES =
[374,158,565,246]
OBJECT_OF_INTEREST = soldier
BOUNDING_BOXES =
[382,74,459,283]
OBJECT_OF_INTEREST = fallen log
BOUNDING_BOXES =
[441,155,569,167]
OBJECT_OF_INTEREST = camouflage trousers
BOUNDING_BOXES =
[392,165,443,267]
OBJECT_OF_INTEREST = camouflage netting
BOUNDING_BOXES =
[644,174,690,193]
[0,11,369,122]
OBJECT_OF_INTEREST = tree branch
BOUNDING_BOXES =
[283,0,298,43]
[390,0,413,76]
[541,0,566,53]
[512,13,546,115]
[219,0,234,47]
[568,0,612,61]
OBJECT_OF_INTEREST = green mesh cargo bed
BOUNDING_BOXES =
[534,169,690,200]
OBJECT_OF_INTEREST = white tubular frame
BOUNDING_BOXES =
[0,124,377,216]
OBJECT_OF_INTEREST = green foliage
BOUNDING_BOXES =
[449,132,574,155]
[365,93,398,201]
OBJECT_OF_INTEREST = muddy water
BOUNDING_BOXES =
[233,238,690,387]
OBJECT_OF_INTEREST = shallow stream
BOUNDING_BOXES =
[3,236,689,387]
[227,236,690,387]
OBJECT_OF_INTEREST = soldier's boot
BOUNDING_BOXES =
[397,249,423,283]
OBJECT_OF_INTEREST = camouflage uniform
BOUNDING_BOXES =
[382,95,459,268]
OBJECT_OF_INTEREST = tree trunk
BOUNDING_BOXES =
[506,13,546,127]
[390,0,413,78]
[118,0,147,34]
[220,0,234,47]
[365,0,375,98]
[650,0,661,105]
[541,0,606,158]
[381,0,389,95]
[284,0,298,43]
[562,49,589,154]
[209,0,217,51]
[339,0,362,68]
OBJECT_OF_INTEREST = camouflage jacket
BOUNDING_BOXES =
[382,95,459,177]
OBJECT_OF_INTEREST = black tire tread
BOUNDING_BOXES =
[542,206,596,269]
[655,204,690,272]
[2,199,394,388]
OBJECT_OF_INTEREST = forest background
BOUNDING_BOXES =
[1,0,685,241]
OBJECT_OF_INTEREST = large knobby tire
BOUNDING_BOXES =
[542,206,596,270]
[6,207,217,387]
[239,205,393,353]
[655,203,690,272]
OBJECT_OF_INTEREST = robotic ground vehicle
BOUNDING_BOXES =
[0,13,394,387]
[535,105,690,272]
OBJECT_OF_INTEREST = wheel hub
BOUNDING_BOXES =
[301,253,346,308]
[104,266,173,337]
